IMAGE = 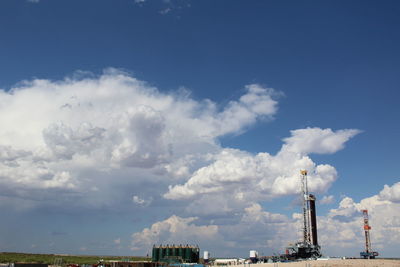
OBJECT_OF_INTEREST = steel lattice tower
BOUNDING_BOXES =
[301,170,311,244]
[362,210,372,254]
[360,209,378,259]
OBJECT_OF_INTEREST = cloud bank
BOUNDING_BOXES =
[0,69,278,206]
[2,68,389,257]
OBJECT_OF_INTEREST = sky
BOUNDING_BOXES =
[0,0,399,259]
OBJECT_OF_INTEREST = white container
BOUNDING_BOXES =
[204,251,210,260]
[249,250,258,258]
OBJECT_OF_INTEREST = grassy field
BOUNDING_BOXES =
[0,252,149,265]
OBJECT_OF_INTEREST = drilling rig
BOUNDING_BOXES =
[359,209,379,259]
[284,170,321,259]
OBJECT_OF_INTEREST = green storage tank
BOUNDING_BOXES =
[166,246,172,257]
[163,246,167,257]
[173,246,178,257]
[184,246,191,262]
[178,245,184,260]
[159,246,165,261]
[152,246,159,262]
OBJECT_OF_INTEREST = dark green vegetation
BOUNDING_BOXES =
[0,252,148,265]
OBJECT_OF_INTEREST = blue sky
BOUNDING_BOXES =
[0,0,399,258]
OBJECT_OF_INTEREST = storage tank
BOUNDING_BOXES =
[152,246,159,262]
[203,251,210,263]
[184,246,191,262]
[249,250,258,263]
[166,245,171,257]
[173,246,178,256]
[178,245,184,259]
[158,245,165,261]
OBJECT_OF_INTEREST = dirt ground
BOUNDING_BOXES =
[237,259,400,267]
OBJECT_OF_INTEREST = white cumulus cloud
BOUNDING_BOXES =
[0,69,279,209]
[281,128,361,155]
[131,215,221,250]
[164,127,359,210]
[379,182,400,203]
[320,195,335,205]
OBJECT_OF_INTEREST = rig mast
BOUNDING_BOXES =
[301,170,311,244]
[284,170,321,259]
[360,209,378,259]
